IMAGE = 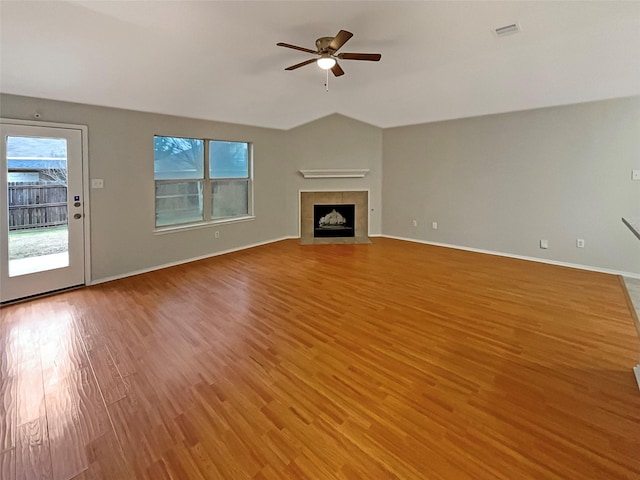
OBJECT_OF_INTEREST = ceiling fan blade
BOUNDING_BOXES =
[337,53,382,61]
[285,58,317,71]
[277,42,317,55]
[328,30,353,52]
[331,62,345,77]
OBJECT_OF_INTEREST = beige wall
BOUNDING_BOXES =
[284,113,383,236]
[1,94,289,281]
[3,93,638,280]
[382,97,640,275]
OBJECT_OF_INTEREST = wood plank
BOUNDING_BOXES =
[86,346,127,406]
[68,368,110,445]
[39,313,88,379]
[0,239,639,479]
[0,448,16,480]
[83,431,131,480]
[44,374,88,480]
[0,375,17,453]
[16,369,45,427]
[0,311,20,379]
[15,320,45,427]
[15,417,52,480]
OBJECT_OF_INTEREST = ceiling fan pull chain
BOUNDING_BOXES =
[325,69,329,92]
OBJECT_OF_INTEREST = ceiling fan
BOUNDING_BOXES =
[277,29,381,77]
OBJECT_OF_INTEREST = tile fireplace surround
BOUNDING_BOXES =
[300,191,370,245]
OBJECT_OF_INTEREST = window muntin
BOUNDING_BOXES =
[154,136,252,228]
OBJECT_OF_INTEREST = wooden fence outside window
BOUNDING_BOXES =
[8,182,67,230]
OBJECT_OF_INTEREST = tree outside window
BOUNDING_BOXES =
[154,136,252,228]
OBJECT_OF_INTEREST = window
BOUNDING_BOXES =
[210,140,250,220]
[154,136,252,228]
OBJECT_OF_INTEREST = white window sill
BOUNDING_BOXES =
[154,215,255,235]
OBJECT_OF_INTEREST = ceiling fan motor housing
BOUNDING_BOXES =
[315,37,335,53]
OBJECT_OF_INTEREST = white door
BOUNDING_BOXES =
[0,123,85,303]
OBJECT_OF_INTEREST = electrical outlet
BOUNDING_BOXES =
[432,222,438,230]
[540,239,549,249]
[412,220,418,227]
[91,178,104,189]
[576,238,585,248]
[214,231,220,238]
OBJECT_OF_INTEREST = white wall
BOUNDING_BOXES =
[382,97,640,275]
[1,94,289,281]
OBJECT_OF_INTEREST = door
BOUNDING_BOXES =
[0,123,85,303]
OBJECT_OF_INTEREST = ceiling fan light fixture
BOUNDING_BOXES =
[317,56,336,70]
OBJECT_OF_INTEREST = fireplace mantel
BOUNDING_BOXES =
[299,169,370,179]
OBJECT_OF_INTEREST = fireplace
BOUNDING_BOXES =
[314,204,355,238]
[299,191,370,245]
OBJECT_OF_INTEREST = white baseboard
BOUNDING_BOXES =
[91,233,639,285]
[381,235,640,279]
[90,236,297,285]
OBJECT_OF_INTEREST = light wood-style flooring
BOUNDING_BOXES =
[1,238,639,479]
[623,277,640,327]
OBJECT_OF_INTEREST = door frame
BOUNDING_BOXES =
[1,118,92,291]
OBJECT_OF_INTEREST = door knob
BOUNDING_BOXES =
[74,213,82,219]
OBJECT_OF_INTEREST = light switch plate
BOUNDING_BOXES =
[632,170,640,181]
[91,178,104,189]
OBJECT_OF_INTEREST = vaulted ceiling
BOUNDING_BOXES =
[1,1,639,129]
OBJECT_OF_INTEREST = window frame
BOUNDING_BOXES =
[210,140,253,221]
[153,135,254,232]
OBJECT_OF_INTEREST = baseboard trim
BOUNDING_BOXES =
[381,235,640,279]
[90,234,640,285]
[90,236,298,285]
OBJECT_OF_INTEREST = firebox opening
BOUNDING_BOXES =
[314,204,355,238]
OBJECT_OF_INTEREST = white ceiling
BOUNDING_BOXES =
[1,1,639,129]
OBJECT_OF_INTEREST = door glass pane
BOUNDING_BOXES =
[6,136,69,277]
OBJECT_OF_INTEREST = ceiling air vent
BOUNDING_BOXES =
[493,23,521,37]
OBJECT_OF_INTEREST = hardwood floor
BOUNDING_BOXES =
[1,238,639,480]
[623,277,640,329]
